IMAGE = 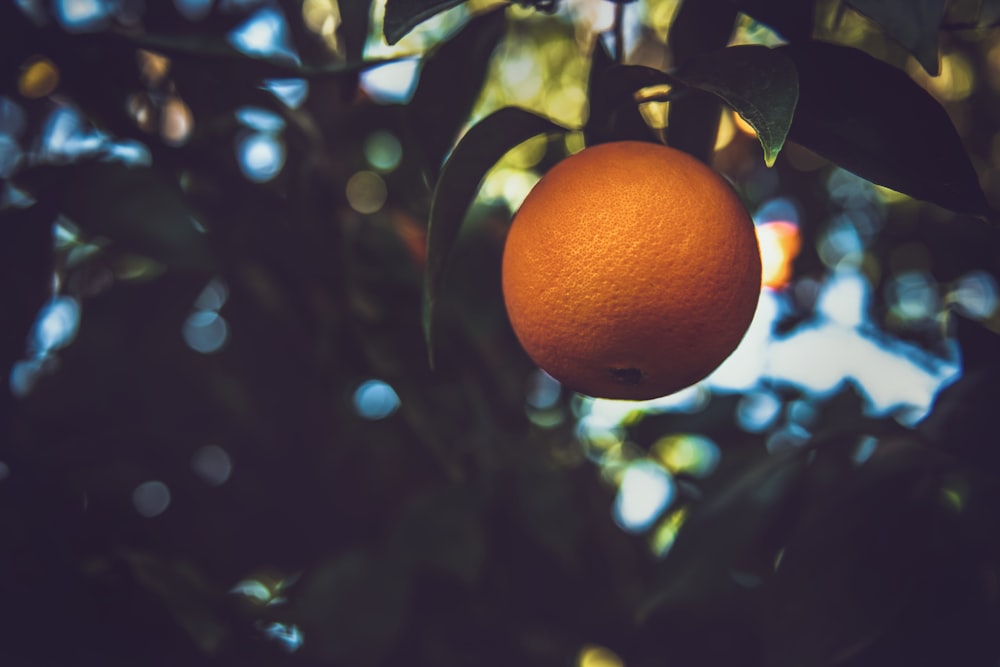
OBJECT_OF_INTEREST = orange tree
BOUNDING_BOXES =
[2,0,1000,665]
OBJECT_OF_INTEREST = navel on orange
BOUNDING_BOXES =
[501,140,761,401]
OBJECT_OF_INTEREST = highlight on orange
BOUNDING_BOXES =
[755,220,801,290]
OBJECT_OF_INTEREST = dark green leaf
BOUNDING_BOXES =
[297,549,410,665]
[735,0,816,42]
[14,162,214,273]
[673,45,798,166]
[408,7,507,182]
[384,0,466,45]
[118,550,229,654]
[847,0,945,75]
[116,30,398,79]
[423,106,569,367]
[389,484,486,584]
[585,40,666,146]
[780,41,992,218]
[665,0,738,163]
[639,446,809,618]
[337,0,372,62]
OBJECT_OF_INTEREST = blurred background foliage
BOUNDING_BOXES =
[2,0,1000,665]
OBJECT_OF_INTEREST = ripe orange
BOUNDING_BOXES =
[501,140,761,401]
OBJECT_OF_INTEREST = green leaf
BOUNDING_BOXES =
[735,0,816,42]
[408,7,507,182]
[672,44,798,167]
[422,107,569,367]
[389,484,486,584]
[847,0,945,75]
[117,30,399,79]
[297,549,410,665]
[780,41,993,218]
[585,40,666,146]
[384,0,467,45]
[639,446,809,618]
[14,162,214,273]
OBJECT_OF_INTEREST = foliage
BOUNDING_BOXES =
[2,0,1000,666]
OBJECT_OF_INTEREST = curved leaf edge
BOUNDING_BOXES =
[423,106,571,368]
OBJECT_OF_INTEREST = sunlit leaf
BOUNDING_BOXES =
[847,0,945,75]
[14,163,214,273]
[780,41,993,218]
[423,106,569,367]
[672,45,798,167]
[408,7,507,181]
[384,0,467,45]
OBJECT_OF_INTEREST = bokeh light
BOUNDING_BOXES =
[236,107,286,133]
[237,131,286,182]
[360,60,420,104]
[18,56,59,98]
[363,130,403,173]
[613,460,675,533]
[32,296,81,356]
[947,270,999,319]
[259,621,303,653]
[132,480,171,518]
[183,311,229,354]
[191,445,233,486]
[578,644,625,667]
[54,0,113,32]
[756,220,801,289]
[0,461,9,480]
[227,7,300,63]
[353,379,401,420]
[652,434,720,478]
[345,170,388,214]
[263,78,309,109]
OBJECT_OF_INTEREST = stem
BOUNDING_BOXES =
[614,2,625,64]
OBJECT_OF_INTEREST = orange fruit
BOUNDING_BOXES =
[501,140,761,401]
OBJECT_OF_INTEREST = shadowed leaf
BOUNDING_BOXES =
[847,0,945,75]
[673,45,798,166]
[384,0,467,45]
[585,40,666,146]
[780,41,992,218]
[423,106,569,367]
[408,7,507,182]
[735,0,816,42]
[14,162,214,273]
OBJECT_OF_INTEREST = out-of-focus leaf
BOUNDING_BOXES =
[780,41,993,218]
[0,205,53,375]
[408,7,507,181]
[735,0,816,42]
[515,464,581,566]
[338,0,372,62]
[673,45,798,166]
[423,106,569,367]
[297,549,410,665]
[585,40,665,146]
[384,0,466,45]
[847,0,945,75]
[389,483,486,584]
[118,550,229,654]
[14,163,214,274]
[639,445,809,617]
[118,30,398,79]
